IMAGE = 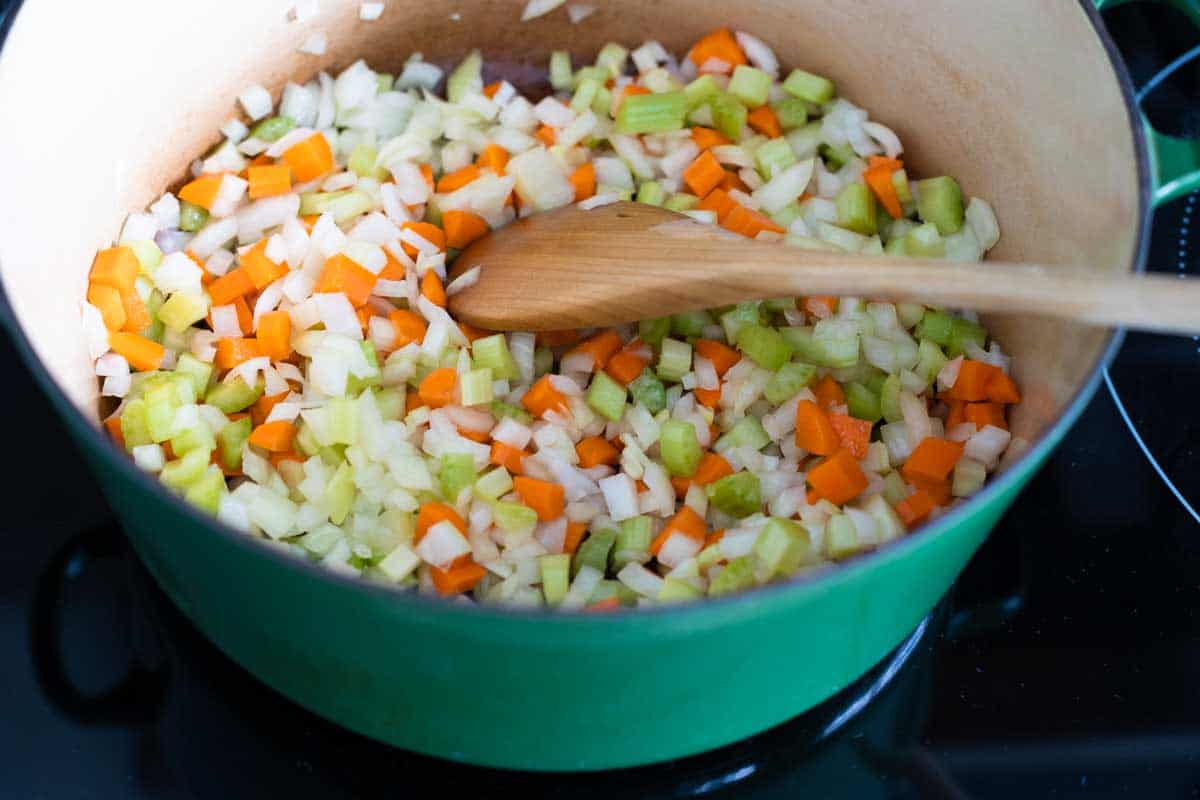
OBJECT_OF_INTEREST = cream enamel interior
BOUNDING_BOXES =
[0,0,1141,453]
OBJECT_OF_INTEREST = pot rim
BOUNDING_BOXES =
[0,0,1150,626]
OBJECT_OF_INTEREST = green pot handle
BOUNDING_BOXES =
[1095,0,1200,206]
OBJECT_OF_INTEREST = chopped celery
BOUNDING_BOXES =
[174,353,213,398]
[671,310,711,339]
[786,121,824,160]
[299,189,374,222]
[636,180,665,206]
[373,387,405,421]
[659,577,703,603]
[459,367,494,406]
[183,464,225,514]
[823,513,862,559]
[326,396,358,445]
[345,342,381,395]
[754,137,797,179]
[772,97,809,130]
[572,65,608,89]
[753,518,813,578]
[250,115,295,143]
[217,417,252,471]
[709,555,756,596]
[844,381,882,422]
[782,68,835,103]
[664,193,700,212]
[710,92,748,141]
[378,543,420,582]
[916,339,949,384]
[590,86,613,118]
[915,309,954,346]
[897,302,926,330]
[160,448,209,490]
[613,516,653,570]
[491,401,532,424]
[728,65,771,108]
[882,471,909,506]
[143,384,180,442]
[769,201,803,229]
[349,144,387,179]
[866,494,905,542]
[540,554,572,606]
[706,471,761,518]
[660,420,702,477]
[736,325,792,371]
[892,168,913,204]
[629,369,667,414]
[440,453,477,503]
[819,142,855,170]
[719,301,764,343]
[865,372,888,395]
[786,318,860,368]
[549,50,573,91]
[571,77,603,113]
[178,201,208,233]
[904,222,945,257]
[323,462,355,525]
[683,74,720,108]
[447,49,483,103]
[493,501,538,533]
[158,291,209,333]
[616,91,688,134]
[587,370,627,422]
[573,528,617,577]
[595,42,629,76]
[533,347,554,378]
[170,422,215,457]
[205,377,263,414]
[294,422,320,457]
[472,334,520,381]
[474,466,513,501]
[880,374,903,423]
[948,317,988,358]
[952,457,987,497]
[884,236,907,256]
[764,361,817,404]
[836,182,878,236]
[915,176,965,235]
[656,338,692,382]
[123,240,162,272]
[376,72,394,92]
[119,399,153,449]
[762,297,796,314]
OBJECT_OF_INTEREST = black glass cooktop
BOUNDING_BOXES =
[2,2,1200,797]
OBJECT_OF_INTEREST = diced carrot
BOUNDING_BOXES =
[401,221,447,258]
[670,476,691,499]
[692,452,734,485]
[418,367,457,409]
[697,188,738,223]
[522,375,570,419]
[564,521,587,555]
[233,296,254,335]
[430,560,487,596]
[576,436,620,468]
[942,360,1002,402]
[691,126,731,151]
[240,239,289,290]
[257,310,292,362]
[812,375,846,411]
[635,479,649,493]
[964,402,1008,431]
[683,149,726,198]
[482,81,502,99]
[867,155,904,172]
[378,251,407,281]
[456,323,491,344]
[355,306,374,334]
[388,309,427,347]
[945,399,967,430]
[104,414,125,448]
[268,449,304,470]
[807,449,869,506]
[415,502,468,543]
[747,105,782,138]
[208,267,255,306]
[476,143,509,173]
[802,296,839,318]
[118,288,152,333]
[604,350,649,386]
[566,329,623,370]
[863,163,903,219]
[490,441,526,474]
[442,209,490,250]
[650,505,707,555]
[719,171,749,193]
[986,370,1022,404]
[250,391,288,427]
[535,124,557,147]
[299,214,320,231]
[895,488,935,527]
[722,204,785,239]
[694,338,740,377]
[436,164,481,193]
[281,132,334,182]
[694,386,722,409]
[417,270,445,308]
[537,329,581,348]
[419,163,434,190]
[108,331,164,371]
[90,246,140,291]
[901,437,965,484]
[177,173,225,211]
[214,338,262,370]
[248,420,296,452]
[513,476,566,521]
[704,529,726,548]
[315,253,377,307]
[585,596,621,612]
[688,28,747,71]
[795,399,840,455]
[909,475,952,506]
[827,413,873,459]
[570,162,596,202]
[247,164,292,199]
[88,283,126,331]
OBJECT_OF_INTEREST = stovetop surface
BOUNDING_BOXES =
[2,2,1200,798]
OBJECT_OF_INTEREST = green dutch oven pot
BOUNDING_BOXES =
[1,0,1197,771]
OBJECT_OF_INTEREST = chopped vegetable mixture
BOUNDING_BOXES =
[83,29,1020,608]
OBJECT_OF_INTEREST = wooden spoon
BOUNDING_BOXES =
[447,201,1200,335]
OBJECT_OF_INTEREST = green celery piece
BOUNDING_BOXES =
[753,517,813,578]
[250,115,295,143]
[206,376,263,414]
[811,318,861,368]
[772,97,809,130]
[782,68,835,103]
[122,240,162,272]
[865,372,888,395]
[216,417,252,471]
[769,201,803,229]
[491,401,533,424]
[636,180,666,207]
[670,310,711,339]
[916,339,949,384]
[447,49,483,103]
[158,292,209,333]
[376,73,394,93]
[892,168,914,204]
[915,309,954,346]
[612,516,653,570]
[345,341,381,395]
[948,318,988,358]
[656,338,692,382]
[587,371,627,422]
[707,472,762,518]
[299,189,374,223]
[349,144,387,180]
[323,462,355,525]
[764,362,817,404]
[639,316,672,347]
[884,236,907,256]
[540,554,572,606]
[953,458,987,498]
[170,422,215,457]
[183,464,225,514]
[719,301,764,343]
[474,466,513,501]
[736,324,792,371]
[709,555,756,596]
[728,65,771,108]
[823,513,861,559]
[659,577,703,603]
[160,448,209,490]
[915,176,965,235]
[533,347,554,378]
[571,77,603,113]
[616,91,689,134]
[714,415,770,454]
[896,302,926,330]
[549,51,573,91]
[595,42,629,76]
[819,142,855,170]
[326,396,358,445]
[762,297,797,314]
[373,388,405,421]
[572,528,617,578]
[754,137,797,179]
[660,420,702,478]
[588,579,637,606]
[880,374,903,423]
[844,381,883,422]
[459,367,494,407]
[628,369,667,414]
[664,193,700,212]
[440,453,476,502]
[786,121,824,160]
[119,399,153,449]
[882,471,909,506]
[904,222,945,257]
[295,422,320,457]
[836,182,878,236]
[144,383,181,443]
[174,353,213,399]
[590,86,613,118]
[178,201,208,233]
[710,92,748,141]
[683,74,720,108]
[493,501,538,533]
[572,65,608,89]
